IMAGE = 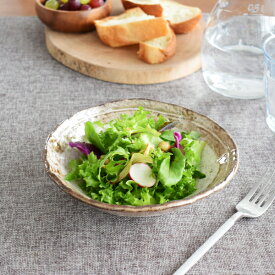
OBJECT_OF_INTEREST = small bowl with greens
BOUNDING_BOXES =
[44,99,238,217]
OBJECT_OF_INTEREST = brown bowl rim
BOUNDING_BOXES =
[44,98,239,214]
[35,0,110,14]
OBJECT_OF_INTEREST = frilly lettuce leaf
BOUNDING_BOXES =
[139,132,162,148]
[180,137,206,169]
[65,108,206,206]
[98,147,129,182]
[85,121,106,153]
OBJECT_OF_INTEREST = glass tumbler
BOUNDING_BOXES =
[264,36,275,133]
[202,0,275,99]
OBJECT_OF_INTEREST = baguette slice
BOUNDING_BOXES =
[138,27,176,64]
[121,0,163,17]
[121,0,202,34]
[162,0,202,34]
[95,8,170,47]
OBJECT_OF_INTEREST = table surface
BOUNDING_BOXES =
[0,0,216,15]
[0,11,275,275]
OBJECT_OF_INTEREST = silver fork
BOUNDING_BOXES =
[173,176,275,275]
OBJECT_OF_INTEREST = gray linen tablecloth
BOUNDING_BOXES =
[0,17,274,275]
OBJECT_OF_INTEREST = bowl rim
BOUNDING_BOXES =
[44,98,239,213]
[35,0,110,14]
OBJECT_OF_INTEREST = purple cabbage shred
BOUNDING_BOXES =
[69,142,101,158]
[173,132,184,155]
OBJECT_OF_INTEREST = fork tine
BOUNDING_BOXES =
[251,180,273,203]
[246,167,275,201]
[257,180,274,205]
[245,180,264,200]
[261,187,275,208]
[258,193,269,205]
[245,180,269,201]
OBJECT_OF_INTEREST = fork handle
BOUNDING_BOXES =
[173,211,244,275]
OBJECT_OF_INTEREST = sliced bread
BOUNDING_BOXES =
[138,27,176,64]
[121,0,163,17]
[121,0,202,34]
[162,0,202,34]
[94,8,170,47]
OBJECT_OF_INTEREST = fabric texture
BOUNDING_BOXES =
[0,17,274,275]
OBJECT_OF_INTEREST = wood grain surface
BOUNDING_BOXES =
[0,0,216,15]
[45,0,204,84]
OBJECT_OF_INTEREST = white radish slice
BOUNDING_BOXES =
[129,163,156,187]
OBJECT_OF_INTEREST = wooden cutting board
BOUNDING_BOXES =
[45,0,204,84]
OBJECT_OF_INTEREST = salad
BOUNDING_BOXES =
[65,108,206,206]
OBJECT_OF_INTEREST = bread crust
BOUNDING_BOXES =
[95,8,169,47]
[138,28,176,64]
[121,0,163,17]
[121,0,202,35]
[169,12,202,34]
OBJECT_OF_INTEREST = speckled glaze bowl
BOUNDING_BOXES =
[44,99,239,217]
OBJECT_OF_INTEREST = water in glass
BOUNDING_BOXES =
[202,0,275,99]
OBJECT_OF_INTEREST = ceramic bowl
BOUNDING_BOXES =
[35,0,112,33]
[44,99,239,217]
